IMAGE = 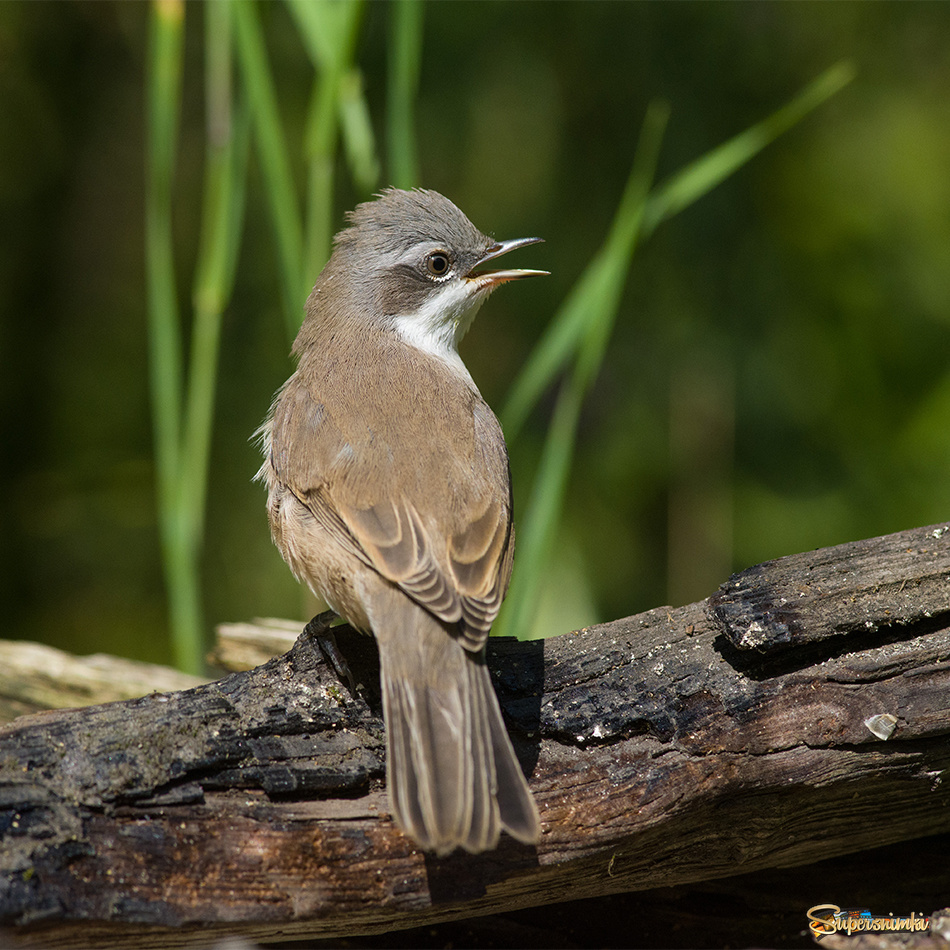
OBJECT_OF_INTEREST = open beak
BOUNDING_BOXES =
[466,236,549,289]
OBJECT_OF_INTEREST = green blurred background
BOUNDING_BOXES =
[2,1,949,668]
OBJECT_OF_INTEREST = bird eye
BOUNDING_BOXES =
[425,251,451,278]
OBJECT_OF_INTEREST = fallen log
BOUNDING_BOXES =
[1,522,949,948]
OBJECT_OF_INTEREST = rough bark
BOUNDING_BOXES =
[1,523,948,949]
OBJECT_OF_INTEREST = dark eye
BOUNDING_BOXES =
[425,251,451,278]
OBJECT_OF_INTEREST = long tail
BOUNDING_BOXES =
[372,592,539,855]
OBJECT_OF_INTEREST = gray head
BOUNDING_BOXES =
[299,189,546,364]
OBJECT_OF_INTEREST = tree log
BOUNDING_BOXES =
[0,641,208,725]
[1,523,949,948]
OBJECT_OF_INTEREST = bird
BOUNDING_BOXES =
[257,188,546,855]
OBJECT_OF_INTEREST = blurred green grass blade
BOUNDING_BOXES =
[301,35,344,280]
[193,0,240,321]
[285,0,339,70]
[496,371,586,640]
[329,6,379,197]
[146,0,185,503]
[501,100,670,441]
[301,3,379,198]
[338,69,380,195]
[500,65,855,640]
[184,0,249,542]
[641,60,855,238]
[147,0,205,671]
[286,0,363,74]
[387,0,424,189]
[223,99,253,295]
[233,0,304,343]
[501,247,607,441]
[304,77,338,277]
[501,63,854,445]
[496,102,668,639]
[288,0,379,272]
[291,0,365,277]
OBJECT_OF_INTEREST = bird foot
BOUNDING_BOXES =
[303,610,357,693]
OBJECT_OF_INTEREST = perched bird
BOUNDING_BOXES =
[258,188,546,854]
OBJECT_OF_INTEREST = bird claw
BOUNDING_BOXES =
[303,610,357,694]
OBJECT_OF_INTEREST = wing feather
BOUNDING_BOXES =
[269,359,513,649]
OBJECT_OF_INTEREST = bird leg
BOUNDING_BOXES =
[302,610,357,693]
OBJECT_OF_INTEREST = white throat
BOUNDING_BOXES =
[390,280,486,380]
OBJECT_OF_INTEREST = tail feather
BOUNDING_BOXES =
[462,656,500,851]
[475,660,539,846]
[375,595,539,855]
[385,681,430,847]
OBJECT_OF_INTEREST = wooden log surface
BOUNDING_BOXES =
[1,522,949,948]
[0,641,208,724]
